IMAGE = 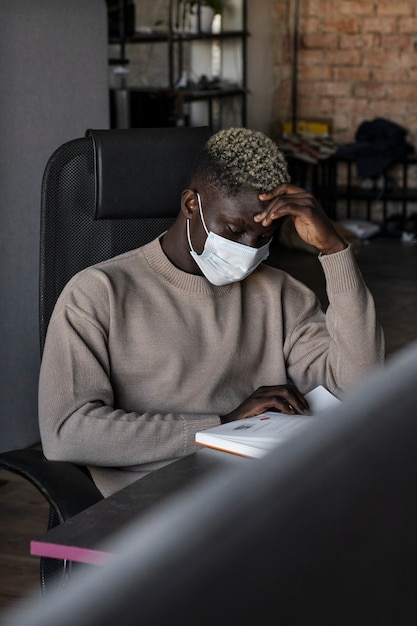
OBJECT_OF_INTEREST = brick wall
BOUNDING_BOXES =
[271,0,417,147]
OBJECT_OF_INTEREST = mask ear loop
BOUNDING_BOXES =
[195,192,210,236]
[186,218,195,253]
[187,192,209,254]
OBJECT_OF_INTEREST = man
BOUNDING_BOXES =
[39,128,384,496]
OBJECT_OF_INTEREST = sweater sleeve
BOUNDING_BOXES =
[38,298,220,469]
[284,245,385,395]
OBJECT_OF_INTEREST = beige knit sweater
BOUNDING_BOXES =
[39,237,384,496]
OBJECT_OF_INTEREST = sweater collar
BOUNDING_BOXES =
[142,235,234,296]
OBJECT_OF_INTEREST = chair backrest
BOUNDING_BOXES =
[39,126,212,353]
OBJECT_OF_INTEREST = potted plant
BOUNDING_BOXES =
[185,0,224,15]
[201,0,224,15]
[179,0,224,33]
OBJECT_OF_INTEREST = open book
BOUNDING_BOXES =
[195,386,341,458]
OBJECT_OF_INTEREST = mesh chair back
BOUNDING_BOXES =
[39,127,211,353]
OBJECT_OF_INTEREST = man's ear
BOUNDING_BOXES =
[181,189,198,219]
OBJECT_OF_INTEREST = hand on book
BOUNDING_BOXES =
[198,386,340,458]
[220,384,310,424]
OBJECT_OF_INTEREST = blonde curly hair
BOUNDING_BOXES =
[193,127,290,194]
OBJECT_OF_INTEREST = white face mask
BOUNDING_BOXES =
[186,192,270,286]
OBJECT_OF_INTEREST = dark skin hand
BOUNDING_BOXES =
[220,384,311,423]
[255,183,347,255]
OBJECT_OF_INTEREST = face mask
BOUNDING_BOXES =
[186,192,270,286]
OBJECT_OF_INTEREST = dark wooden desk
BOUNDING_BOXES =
[31,449,249,565]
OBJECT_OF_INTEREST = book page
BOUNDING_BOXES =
[305,385,341,413]
[206,413,313,445]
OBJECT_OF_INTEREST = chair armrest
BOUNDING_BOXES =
[0,448,103,522]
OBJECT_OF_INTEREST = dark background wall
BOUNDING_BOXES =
[0,0,109,451]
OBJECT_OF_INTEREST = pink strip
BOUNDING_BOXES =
[30,540,114,565]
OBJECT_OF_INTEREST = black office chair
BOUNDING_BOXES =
[0,126,212,593]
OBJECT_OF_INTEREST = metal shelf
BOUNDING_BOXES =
[109,0,248,129]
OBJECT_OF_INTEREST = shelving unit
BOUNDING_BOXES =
[109,0,248,130]
[324,153,417,222]
[286,151,417,223]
